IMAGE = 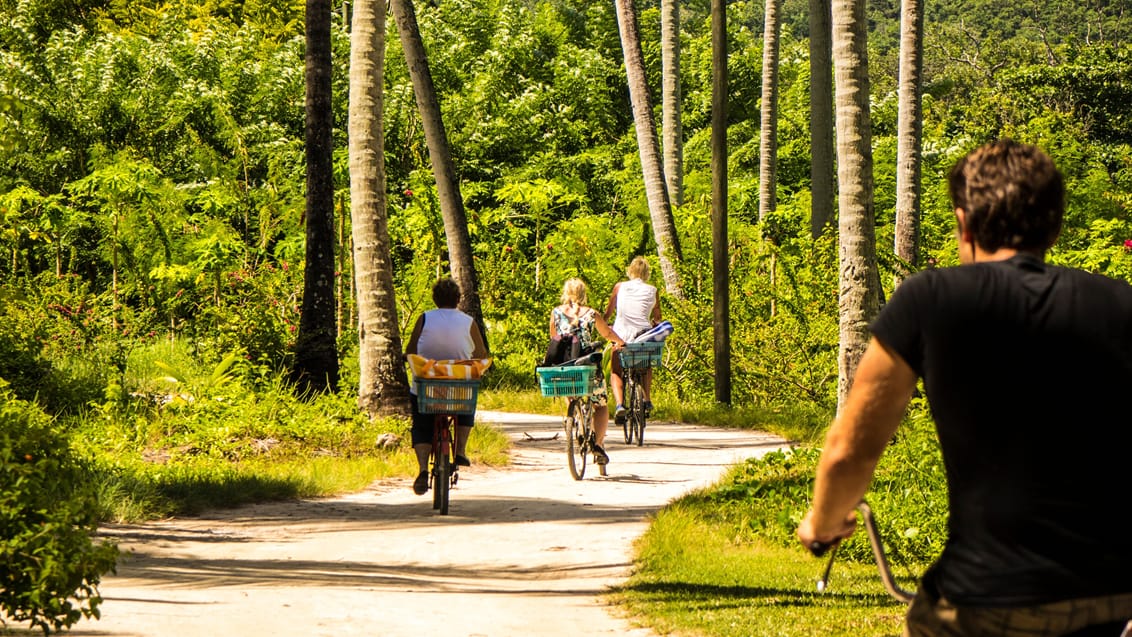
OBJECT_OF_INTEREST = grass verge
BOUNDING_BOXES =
[613,503,912,637]
[88,417,512,522]
[478,389,833,445]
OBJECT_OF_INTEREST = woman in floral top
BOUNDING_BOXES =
[549,278,625,465]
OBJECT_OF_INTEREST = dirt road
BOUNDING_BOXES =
[69,411,788,637]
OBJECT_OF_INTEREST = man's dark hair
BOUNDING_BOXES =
[432,277,461,308]
[948,139,1065,253]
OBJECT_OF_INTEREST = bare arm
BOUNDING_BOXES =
[593,312,626,349]
[548,309,559,339]
[603,283,621,322]
[469,322,488,359]
[797,337,917,548]
[403,315,425,359]
[650,290,661,325]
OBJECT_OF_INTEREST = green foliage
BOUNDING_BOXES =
[0,387,119,635]
[675,400,947,568]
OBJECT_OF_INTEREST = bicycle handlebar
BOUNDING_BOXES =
[858,502,916,603]
[808,540,835,557]
[814,501,916,603]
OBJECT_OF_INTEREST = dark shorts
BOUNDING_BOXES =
[904,579,1132,637]
[409,393,474,446]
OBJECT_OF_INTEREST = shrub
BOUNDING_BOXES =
[0,387,119,635]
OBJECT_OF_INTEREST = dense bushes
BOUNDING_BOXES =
[0,387,119,634]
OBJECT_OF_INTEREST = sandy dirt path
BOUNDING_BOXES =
[66,411,788,637]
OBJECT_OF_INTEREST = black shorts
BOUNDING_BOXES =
[409,393,474,446]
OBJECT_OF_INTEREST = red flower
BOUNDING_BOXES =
[404,189,413,197]
[1124,239,1132,252]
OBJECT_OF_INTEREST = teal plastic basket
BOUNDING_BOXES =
[536,365,596,397]
[619,341,664,369]
[415,378,481,415]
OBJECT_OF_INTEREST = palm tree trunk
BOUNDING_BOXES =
[390,0,488,346]
[711,0,731,406]
[809,0,835,239]
[293,0,340,395]
[661,0,683,209]
[832,0,880,410]
[893,0,924,285]
[759,0,781,224]
[761,0,782,318]
[614,0,684,298]
[350,0,412,417]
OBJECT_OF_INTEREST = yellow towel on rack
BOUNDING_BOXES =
[407,354,492,380]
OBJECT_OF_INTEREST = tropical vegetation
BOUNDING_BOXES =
[3,0,1132,633]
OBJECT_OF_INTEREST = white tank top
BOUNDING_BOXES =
[611,278,657,340]
[416,308,474,361]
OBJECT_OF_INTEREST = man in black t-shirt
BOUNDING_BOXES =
[797,140,1132,636]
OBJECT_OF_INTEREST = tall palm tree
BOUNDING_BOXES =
[809,0,835,239]
[292,0,340,395]
[389,0,488,342]
[614,0,683,298]
[832,0,880,410]
[711,0,731,406]
[893,0,925,285]
[661,0,683,209]
[350,0,411,417]
[760,0,783,318]
[758,0,781,224]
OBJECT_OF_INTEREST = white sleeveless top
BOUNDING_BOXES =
[611,278,657,340]
[416,308,474,361]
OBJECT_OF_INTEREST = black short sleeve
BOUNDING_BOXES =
[869,273,929,377]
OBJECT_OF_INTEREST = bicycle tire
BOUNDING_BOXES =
[566,398,587,480]
[435,454,450,515]
[629,377,646,446]
[621,381,632,444]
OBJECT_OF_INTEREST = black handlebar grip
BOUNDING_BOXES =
[809,540,834,557]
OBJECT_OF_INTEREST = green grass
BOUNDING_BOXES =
[613,504,912,637]
[88,417,513,522]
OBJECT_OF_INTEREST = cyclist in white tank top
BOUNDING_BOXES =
[403,278,488,496]
[603,257,661,423]
[414,308,474,363]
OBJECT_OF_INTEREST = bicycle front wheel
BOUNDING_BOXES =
[621,395,633,444]
[628,379,646,446]
[433,454,451,514]
[566,398,587,480]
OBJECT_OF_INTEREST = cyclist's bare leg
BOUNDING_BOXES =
[610,356,625,406]
[593,404,609,447]
[643,368,653,403]
[455,424,472,458]
[413,444,430,473]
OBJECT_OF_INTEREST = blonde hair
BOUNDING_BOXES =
[627,256,650,281]
[560,278,589,306]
